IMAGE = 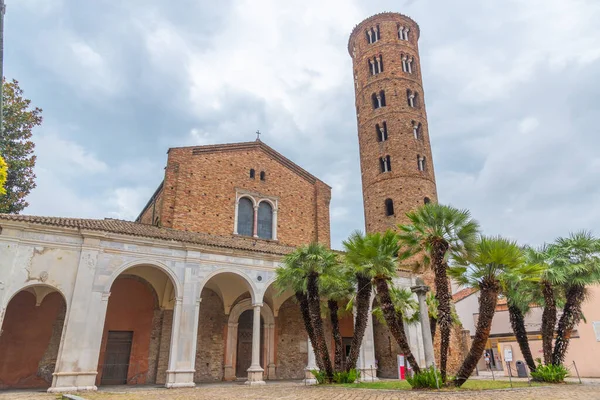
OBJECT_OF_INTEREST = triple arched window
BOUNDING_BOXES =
[235,192,278,240]
[369,55,384,76]
[366,26,380,44]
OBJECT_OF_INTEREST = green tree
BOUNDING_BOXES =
[345,230,421,374]
[549,231,600,365]
[0,79,42,213]
[524,245,563,365]
[319,263,353,371]
[0,155,7,195]
[275,243,336,376]
[398,204,480,382]
[505,275,538,372]
[450,236,540,387]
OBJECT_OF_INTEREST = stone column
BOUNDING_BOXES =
[246,303,265,385]
[223,322,238,380]
[357,291,378,382]
[264,323,276,379]
[165,268,201,388]
[252,206,259,238]
[411,282,434,368]
[272,209,278,241]
[49,241,107,392]
[303,338,318,384]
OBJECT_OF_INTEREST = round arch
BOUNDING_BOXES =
[224,299,276,381]
[103,259,182,300]
[257,198,277,210]
[236,194,257,207]
[198,268,258,304]
[0,284,68,389]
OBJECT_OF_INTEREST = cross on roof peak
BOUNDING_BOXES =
[256,130,261,141]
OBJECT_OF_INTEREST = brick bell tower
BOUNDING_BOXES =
[348,12,438,234]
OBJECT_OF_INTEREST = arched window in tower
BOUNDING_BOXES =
[257,201,273,240]
[366,26,380,44]
[380,155,391,173]
[385,198,395,216]
[376,122,388,142]
[417,155,426,172]
[412,121,422,140]
[249,169,255,179]
[260,171,266,181]
[413,92,419,107]
[237,197,254,237]
[424,197,431,204]
[407,89,415,107]
[372,91,386,109]
[407,57,413,74]
[369,56,384,75]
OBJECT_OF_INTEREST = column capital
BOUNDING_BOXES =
[410,285,430,296]
[252,302,263,308]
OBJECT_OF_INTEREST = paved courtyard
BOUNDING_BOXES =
[1,381,600,400]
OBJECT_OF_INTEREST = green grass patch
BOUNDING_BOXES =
[340,379,544,391]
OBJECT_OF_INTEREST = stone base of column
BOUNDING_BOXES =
[245,367,266,386]
[267,363,276,380]
[165,369,196,388]
[358,367,379,382]
[303,368,317,385]
[48,371,98,393]
[223,365,236,381]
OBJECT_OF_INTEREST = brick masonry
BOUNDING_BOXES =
[348,13,438,234]
[275,297,308,379]
[155,310,173,385]
[138,142,332,248]
[37,301,66,384]
[195,289,227,382]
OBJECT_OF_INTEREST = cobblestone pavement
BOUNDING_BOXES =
[1,381,599,400]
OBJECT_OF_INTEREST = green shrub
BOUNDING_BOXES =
[407,366,441,389]
[333,369,360,384]
[310,369,326,384]
[530,364,569,383]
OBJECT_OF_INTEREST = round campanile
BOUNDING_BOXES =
[348,12,438,234]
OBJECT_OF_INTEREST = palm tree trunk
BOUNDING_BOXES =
[541,280,557,365]
[345,274,372,372]
[374,277,421,374]
[431,239,451,382]
[307,272,334,380]
[328,299,343,371]
[454,281,499,387]
[296,291,325,371]
[430,315,437,340]
[552,285,586,366]
[508,303,536,372]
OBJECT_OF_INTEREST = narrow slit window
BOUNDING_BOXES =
[250,169,255,179]
[260,171,266,181]
[385,198,394,216]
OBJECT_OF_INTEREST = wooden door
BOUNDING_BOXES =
[101,331,133,385]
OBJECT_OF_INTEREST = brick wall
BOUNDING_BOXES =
[349,13,437,234]
[139,142,331,248]
[195,289,227,382]
[275,297,308,379]
[155,310,173,385]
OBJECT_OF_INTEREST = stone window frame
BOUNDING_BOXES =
[233,189,278,241]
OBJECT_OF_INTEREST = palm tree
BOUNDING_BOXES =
[373,285,419,326]
[319,264,354,371]
[345,230,421,374]
[398,204,480,381]
[549,231,600,365]
[504,276,538,372]
[524,245,562,365]
[450,236,540,387]
[275,243,335,379]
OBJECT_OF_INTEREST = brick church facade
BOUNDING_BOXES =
[0,12,441,392]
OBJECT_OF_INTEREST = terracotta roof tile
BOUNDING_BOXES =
[0,214,296,256]
[452,287,477,302]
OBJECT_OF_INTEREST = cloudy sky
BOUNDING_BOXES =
[8,0,600,250]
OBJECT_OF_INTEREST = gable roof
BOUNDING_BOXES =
[0,214,296,256]
[169,140,330,188]
[452,287,478,303]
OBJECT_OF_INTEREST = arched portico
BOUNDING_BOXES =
[0,284,67,389]
[96,264,177,386]
[224,299,276,380]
